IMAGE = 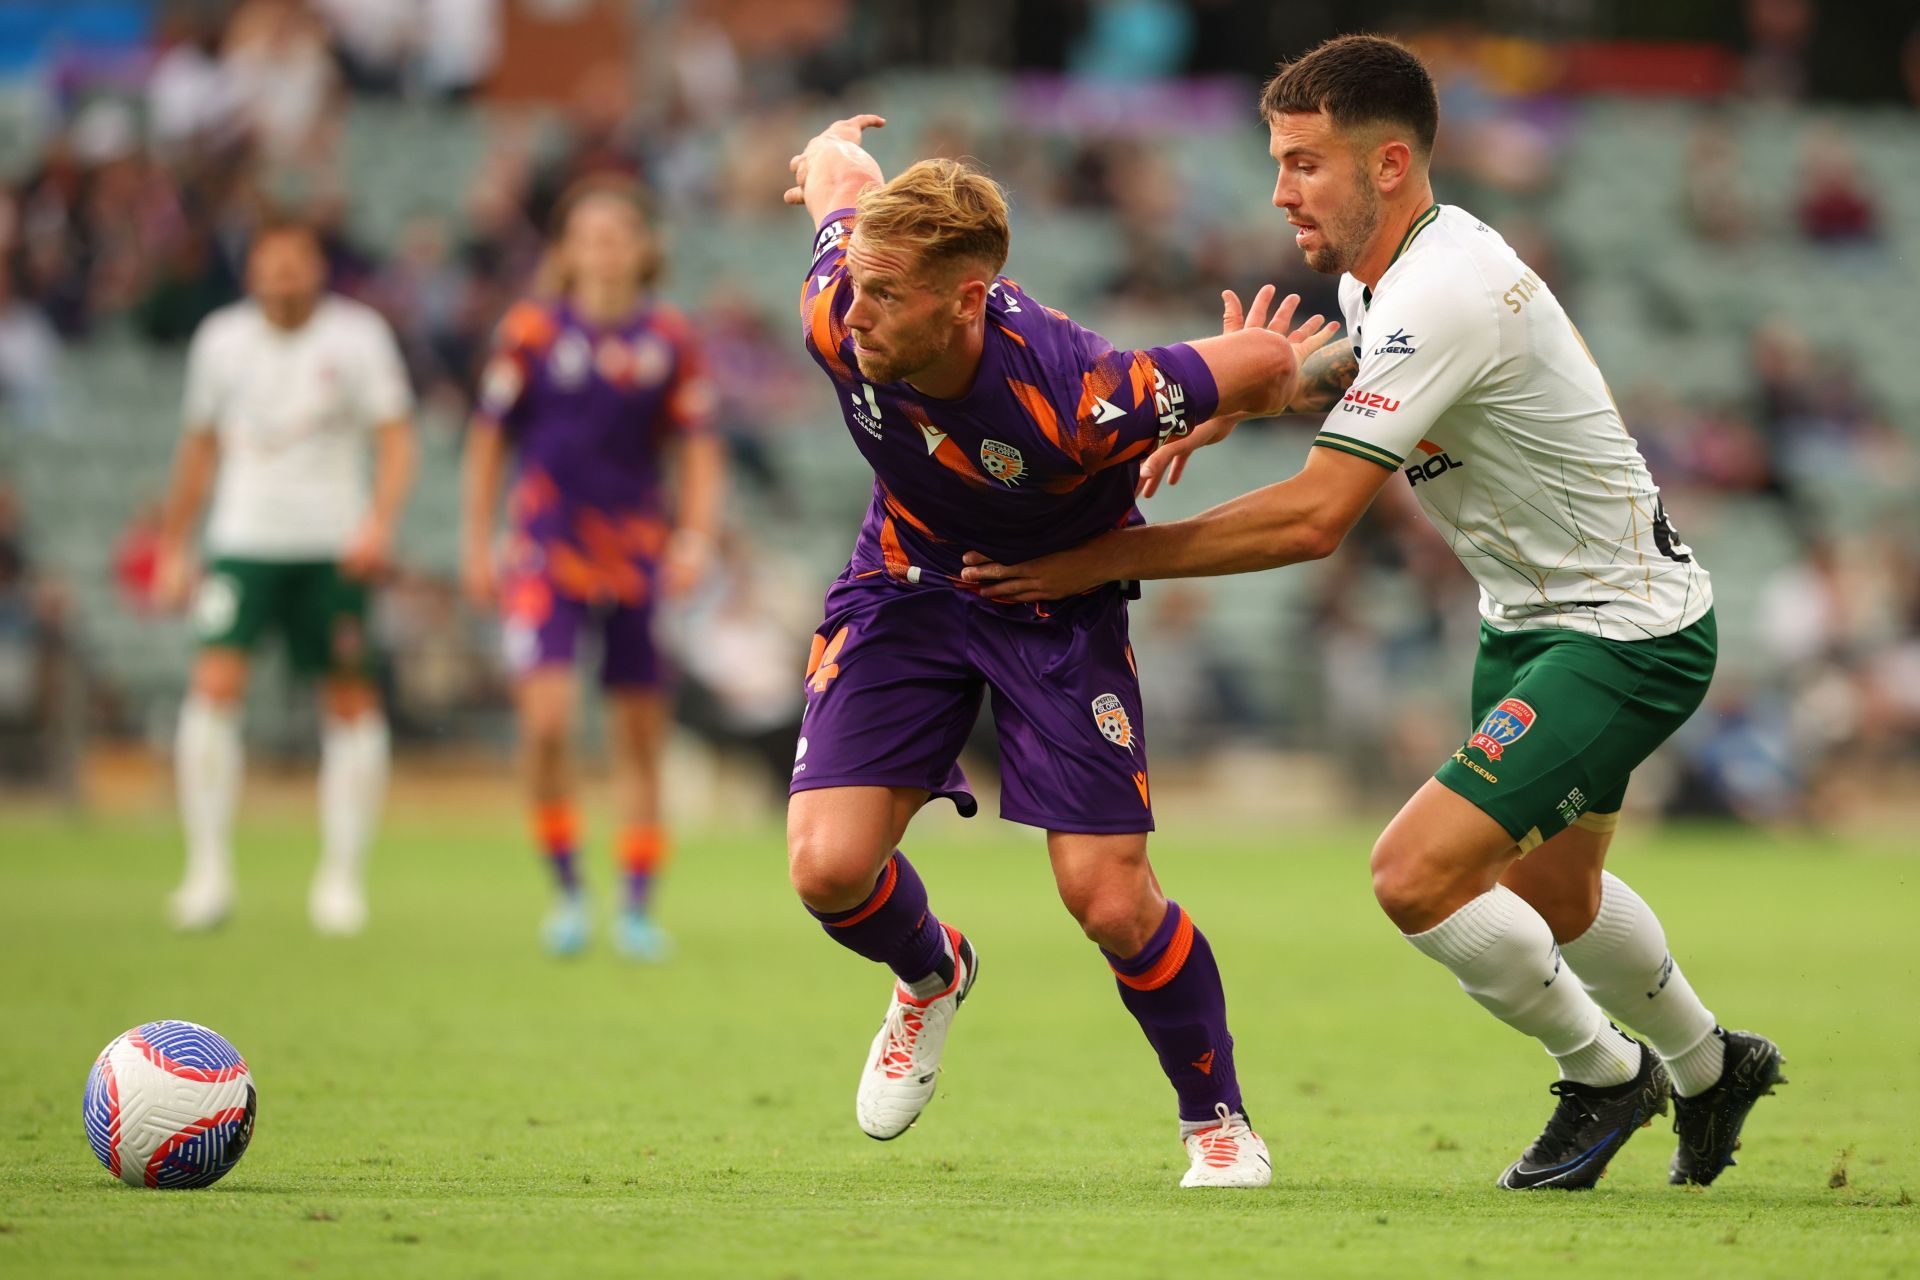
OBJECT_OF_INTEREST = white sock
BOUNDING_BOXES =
[175,696,242,886]
[1404,885,1640,1088]
[1560,872,1724,1096]
[319,713,390,885]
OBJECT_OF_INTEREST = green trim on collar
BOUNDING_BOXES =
[1361,202,1442,310]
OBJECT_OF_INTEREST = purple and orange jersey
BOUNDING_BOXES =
[477,298,713,606]
[800,209,1220,594]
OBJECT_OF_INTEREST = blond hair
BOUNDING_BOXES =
[854,159,1009,279]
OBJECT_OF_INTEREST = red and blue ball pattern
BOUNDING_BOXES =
[84,1020,256,1189]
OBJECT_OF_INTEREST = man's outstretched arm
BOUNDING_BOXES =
[785,115,888,223]
[1288,338,1360,413]
[1135,284,1342,498]
[962,446,1392,601]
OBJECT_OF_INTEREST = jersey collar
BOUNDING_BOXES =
[1361,202,1441,311]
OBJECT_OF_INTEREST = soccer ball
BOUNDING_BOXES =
[83,1020,257,1188]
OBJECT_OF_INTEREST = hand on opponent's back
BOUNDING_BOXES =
[960,542,1116,605]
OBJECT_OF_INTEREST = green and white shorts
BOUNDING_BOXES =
[1434,609,1716,849]
[192,558,372,678]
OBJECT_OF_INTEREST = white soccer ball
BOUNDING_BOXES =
[83,1020,256,1188]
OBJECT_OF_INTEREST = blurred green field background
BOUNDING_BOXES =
[1,805,1914,1278]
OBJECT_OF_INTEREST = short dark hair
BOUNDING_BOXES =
[1260,34,1438,157]
[249,213,322,256]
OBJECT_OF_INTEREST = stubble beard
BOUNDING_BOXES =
[1303,182,1383,276]
[854,329,943,386]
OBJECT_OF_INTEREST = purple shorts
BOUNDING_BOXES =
[790,571,1154,833]
[502,575,664,690]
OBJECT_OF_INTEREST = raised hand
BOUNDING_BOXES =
[1222,284,1340,357]
[784,114,887,208]
[1138,287,1340,498]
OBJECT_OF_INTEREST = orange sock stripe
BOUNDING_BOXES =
[534,803,579,852]
[1111,907,1194,991]
[619,826,668,874]
[829,855,899,929]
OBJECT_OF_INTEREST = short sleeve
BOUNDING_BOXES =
[1061,319,1221,473]
[474,301,553,436]
[181,319,224,432]
[659,309,715,437]
[1311,279,1496,471]
[355,312,415,427]
[799,209,858,383]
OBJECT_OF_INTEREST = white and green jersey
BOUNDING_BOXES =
[184,296,413,561]
[1317,204,1711,640]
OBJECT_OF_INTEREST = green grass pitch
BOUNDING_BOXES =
[2,803,1915,1277]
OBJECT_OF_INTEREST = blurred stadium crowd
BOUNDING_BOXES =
[1,0,1917,823]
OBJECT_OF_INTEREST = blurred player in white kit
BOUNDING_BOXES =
[156,218,417,935]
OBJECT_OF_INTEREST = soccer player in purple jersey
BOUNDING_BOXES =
[461,176,725,961]
[782,115,1339,1186]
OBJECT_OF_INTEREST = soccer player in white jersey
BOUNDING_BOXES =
[964,35,1782,1190]
[156,219,417,936]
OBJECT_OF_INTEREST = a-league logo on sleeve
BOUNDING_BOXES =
[1469,698,1536,761]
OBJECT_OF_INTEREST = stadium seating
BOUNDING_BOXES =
[5,90,1910,735]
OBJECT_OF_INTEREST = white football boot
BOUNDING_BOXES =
[855,925,977,1140]
[1180,1103,1272,1188]
[308,868,368,936]
[168,875,234,931]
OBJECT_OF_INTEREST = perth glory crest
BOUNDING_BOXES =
[979,439,1026,485]
[1092,692,1134,749]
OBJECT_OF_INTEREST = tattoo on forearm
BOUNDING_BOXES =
[1292,342,1359,413]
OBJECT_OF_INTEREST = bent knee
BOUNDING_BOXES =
[1370,838,1483,934]
[1063,887,1158,956]
[321,678,380,721]
[190,654,247,705]
[1511,872,1602,943]
[786,831,887,912]
[520,706,572,747]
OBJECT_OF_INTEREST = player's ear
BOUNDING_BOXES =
[1375,138,1415,195]
[951,275,990,326]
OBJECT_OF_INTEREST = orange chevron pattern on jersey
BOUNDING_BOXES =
[797,205,1221,599]
[802,267,855,384]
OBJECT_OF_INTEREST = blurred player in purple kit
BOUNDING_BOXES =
[782,115,1338,1185]
[461,176,725,961]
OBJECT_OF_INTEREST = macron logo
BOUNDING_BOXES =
[1092,396,1127,425]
